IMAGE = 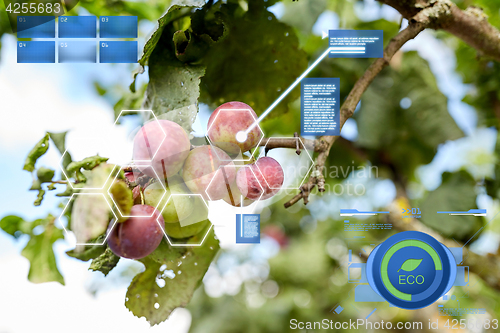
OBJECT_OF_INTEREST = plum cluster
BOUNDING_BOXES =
[108,102,284,259]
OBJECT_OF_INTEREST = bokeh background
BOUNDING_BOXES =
[1,0,500,332]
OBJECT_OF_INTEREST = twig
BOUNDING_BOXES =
[259,137,317,151]
[50,180,68,184]
[294,132,301,155]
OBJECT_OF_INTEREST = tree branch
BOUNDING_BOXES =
[284,20,426,208]
[379,0,500,61]
[258,137,320,152]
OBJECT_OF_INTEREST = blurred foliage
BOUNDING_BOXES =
[419,171,483,241]
[356,51,464,177]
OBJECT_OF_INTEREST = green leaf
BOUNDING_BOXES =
[200,8,308,117]
[157,105,199,137]
[397,259,422,272]
[71,189,112,245]
[139,0,206,67]
[36,167,55,183]
[30,179,42,190]
[420,171,483,241]
[89,247,120,276]
[66,156,110,173]
[21,217,65,285]
[126,228,220,326]
[48,131,72,170]
[109,180,134,221]
[23,133,49,172]
[173,30,210,63]
[0,215,26,238]
[66,235,107,261]
[34,189,45,207]
[143,42,205,125]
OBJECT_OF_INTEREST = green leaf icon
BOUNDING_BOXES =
[397,259,423,272]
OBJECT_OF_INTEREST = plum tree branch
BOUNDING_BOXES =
[378,0,500,62]
[283,19,426,208]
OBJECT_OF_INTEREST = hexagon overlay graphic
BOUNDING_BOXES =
[206,108,264,162]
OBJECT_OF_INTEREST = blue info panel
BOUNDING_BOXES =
[17,16,55,38]
[236,214,260,244]
[18,41,55,63]
[328,30,383,58]
[59,41,97,63]
[100,41,137,63]
[59,16,97,38]
[301,78,340,136]
[100,16,138,38]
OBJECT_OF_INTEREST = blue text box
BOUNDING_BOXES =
[59,41,97,63]
[99,41,137,63]
[17,16,55,38]
[236,214,260,244]
[99,16,137,38]
[59,16,96,38]
[301,78,340,136]
[17,41,55,63]
[329,30,383,58]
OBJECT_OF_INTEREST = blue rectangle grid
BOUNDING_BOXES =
[301,77,340,136]
[59,41,96,63]
[328,30,383,58]
[100,16,138,38]
[59,16,96,38]
[17,41,55,63]
[99,41,137,63]
[236,214,260,244]
[17,16,56,38]
[334,305,343,314]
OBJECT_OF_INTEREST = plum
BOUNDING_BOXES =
[182,145,236,200]
[222,179,255,207]
[132,119,191,179]
[144,175,194,223]
[107,205,165,259]
[164,219,211,239]
[236,156,284,200]
[207,101,262,155]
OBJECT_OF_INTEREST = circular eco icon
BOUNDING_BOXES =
[366,231,457,310]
